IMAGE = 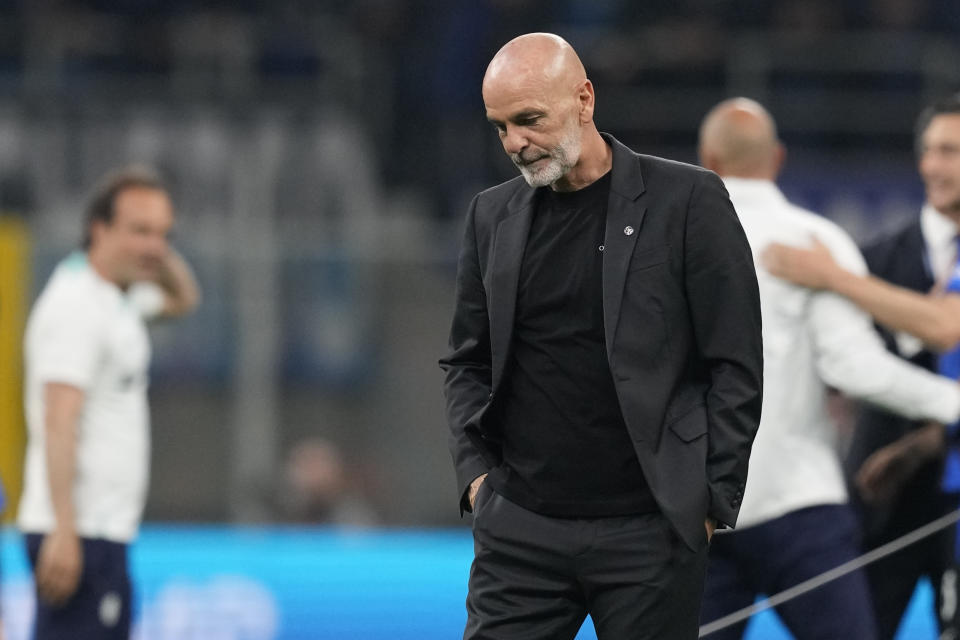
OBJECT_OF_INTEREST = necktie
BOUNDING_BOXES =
[940,235,960,492]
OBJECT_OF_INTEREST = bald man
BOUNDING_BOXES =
[440,34,763,639]
[696,98,960,639]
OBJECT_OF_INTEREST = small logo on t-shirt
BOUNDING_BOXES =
[99,591,122,627]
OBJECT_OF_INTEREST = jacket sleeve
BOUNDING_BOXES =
[683,171,764,528]
[439,195,497,514]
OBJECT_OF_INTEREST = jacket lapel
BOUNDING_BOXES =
[488,187,536,389]
[601,136,647,359]
[906,221,935,290]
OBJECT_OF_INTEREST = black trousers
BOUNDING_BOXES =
[464,483,709,640]
[26,534,132,640]
[700,504,877,640]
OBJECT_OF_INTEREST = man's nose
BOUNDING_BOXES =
[502,126,528,155]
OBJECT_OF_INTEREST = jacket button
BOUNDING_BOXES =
[488,392,494,401]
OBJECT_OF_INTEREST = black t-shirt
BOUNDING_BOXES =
[486,171,657,517]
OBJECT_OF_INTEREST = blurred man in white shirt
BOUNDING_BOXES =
[18,167,200,640]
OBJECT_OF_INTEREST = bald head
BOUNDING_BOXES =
[483,33,586,102]
[699,98,784,180]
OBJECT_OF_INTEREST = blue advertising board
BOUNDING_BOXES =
[0,526,935,639]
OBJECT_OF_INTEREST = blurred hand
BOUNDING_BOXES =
[468,473,488,511]
[762,237,837,290]
[35,528,83,607]
[856,422,945,506]
[705,518,716,543]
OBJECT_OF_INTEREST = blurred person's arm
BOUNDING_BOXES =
[156,247,201,317]
[855,422,946,505]
[128,247,201,320]
[764,238,960,352]
[439,195,497,514]
[683,172,763,532]
[36,382,85,607]
[800,225,960,424]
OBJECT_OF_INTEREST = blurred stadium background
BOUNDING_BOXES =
[0,0,957,638]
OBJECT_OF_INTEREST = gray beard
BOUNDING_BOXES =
[515,130,582,188]
[519,157,566,187]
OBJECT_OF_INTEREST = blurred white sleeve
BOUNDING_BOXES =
[32,292,103,390]
[808,221,960,423]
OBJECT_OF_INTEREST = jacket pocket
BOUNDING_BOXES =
[627,246,669,272]
[668,403,708,442]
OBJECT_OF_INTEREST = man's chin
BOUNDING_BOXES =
[521,175,553,188]
[519,164,562,188]
[929,195,960,215]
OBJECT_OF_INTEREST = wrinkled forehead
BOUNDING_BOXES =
[483,70,553,113]
[484,67,584,121]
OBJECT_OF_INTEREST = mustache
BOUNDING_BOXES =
[512,151,550,166]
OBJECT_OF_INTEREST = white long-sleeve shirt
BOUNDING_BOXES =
[724,178,960,529]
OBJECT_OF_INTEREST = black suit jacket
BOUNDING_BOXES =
[440,135,763,550]
[860,220,934,366]
[846,220,947,539]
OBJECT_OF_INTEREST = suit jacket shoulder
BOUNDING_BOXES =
[635,152,716,182]
[861,219,927,288]
[475,175,527,208]
[472,176,531,225]
[630,152,732,223]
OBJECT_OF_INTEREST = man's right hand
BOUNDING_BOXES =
[762,237,839,290]
[35,528,83,607]
[856,422,946,505]
[468,473,488,510]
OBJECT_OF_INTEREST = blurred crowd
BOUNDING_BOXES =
[0,1,957,219]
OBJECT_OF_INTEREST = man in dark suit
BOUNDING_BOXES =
[439,33,763,640]
[764,94,960,638]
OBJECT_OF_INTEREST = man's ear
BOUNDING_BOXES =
[578,80,595,124]
[699,147,721,174]
[773,143,787,177]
